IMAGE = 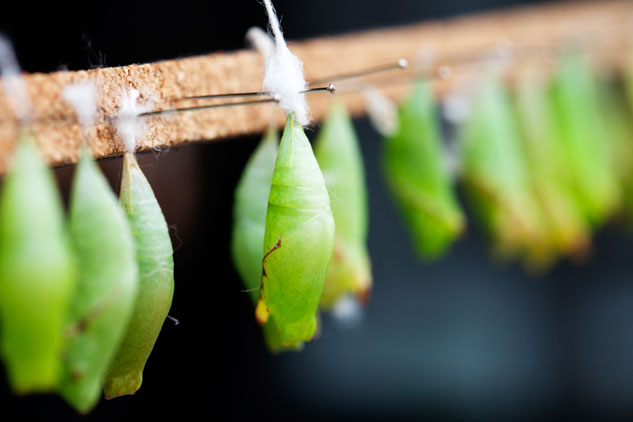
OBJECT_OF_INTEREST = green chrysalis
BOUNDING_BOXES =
[460,76,547,261]
[255,114,335,347]
[513,70,590,261]
[60,148,138,413]
[103,152,175,398]
[315,102,372,308]
[549,53,621,226]
[231,129,300,352]
[0,132,77,393]
[383,81,464,259]
[598,76,633,222]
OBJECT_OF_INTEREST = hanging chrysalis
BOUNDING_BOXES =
[60,147,139,413]
[315,102,372,308]
[0,132,78,393]
[459,76,548,263]
[102,90,175,398]
[256,114,335,347]
[231,129,300,352]
[513,68,590,261]
[625,52,633,114]
[383,81,464,259]
[597,76,633,222]
[549,53,621,227]
[103,153,174,398]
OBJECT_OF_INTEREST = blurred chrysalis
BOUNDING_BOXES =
[256,114,335,347]
[315,102,372,308]
[513,68,590,262]
[0,132,77,393]
[459,76,548,263]
[383,80,464,259]
[549,53,621,227]
[103,151,175,398]
[60,147,138,413]
[597,76,633,223]
[231,128,299,352]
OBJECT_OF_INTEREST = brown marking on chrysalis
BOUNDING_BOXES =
[261,237,282,278]
[356,286,372,305]
[65,285,123,337]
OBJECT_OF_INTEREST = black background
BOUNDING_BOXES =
[4,0,633,420]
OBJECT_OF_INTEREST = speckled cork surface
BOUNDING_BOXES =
[0,0,629,174]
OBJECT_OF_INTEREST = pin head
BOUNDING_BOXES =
[327,83,336,94]
[398,58,409,69]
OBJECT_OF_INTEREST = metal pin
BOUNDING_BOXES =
[307,58,408,85]
[303,83,336,94]
[142,84,336,117]
[180,84,335,102]
[139,97,278,117]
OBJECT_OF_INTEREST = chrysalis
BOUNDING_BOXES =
[513,68,590,261]
[60,147,138,413]
[255,114,335,347]
[314,102,372,308]
[103,151,175,398]
[0,132,77,393]
[231,129,300,352]
[549,53,621,227]
[383,81,464,259]
[597,77,633,222]
[459,76,547,262]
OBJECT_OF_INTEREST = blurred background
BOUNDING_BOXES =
[4,0,633,420]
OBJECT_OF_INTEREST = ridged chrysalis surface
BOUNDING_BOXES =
[256,114,335,347]
[231,129,300,352]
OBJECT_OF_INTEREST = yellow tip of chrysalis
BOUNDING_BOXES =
[255,300,270,325]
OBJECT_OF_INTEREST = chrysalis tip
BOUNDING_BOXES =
[255,300,270,325]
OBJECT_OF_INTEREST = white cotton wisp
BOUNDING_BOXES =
[61,81,97,131]
[261,0,310,126]
[246,27,274,61]
[0,35,32,123]
[115,89,153,153]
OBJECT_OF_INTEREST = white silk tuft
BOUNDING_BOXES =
[115,89,153,153]
[261,0,310,126]
[61,81,97,131]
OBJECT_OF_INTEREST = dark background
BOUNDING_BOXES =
[4,0,633,420]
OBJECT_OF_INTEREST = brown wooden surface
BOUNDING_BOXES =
[0,0,630,173]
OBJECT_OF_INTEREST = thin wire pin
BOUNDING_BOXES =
[308,58,408,85]
[142,84,335,117]
[139,98,277,117]
[181,84,335,102]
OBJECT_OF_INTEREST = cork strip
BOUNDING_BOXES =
[0,0,630,174]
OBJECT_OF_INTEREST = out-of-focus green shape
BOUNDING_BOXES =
[599,75,633,222]
[383,81,464,259]
[315,102,372,308]
[549,53,621,226]
[513,69,591,263]
[60,148,138,413]
[231,129,300,353]
[103,152,175,398]
[625,53,633,115]
[460,76,547,263]
[0,132,77,393]
[256,114,335,347]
